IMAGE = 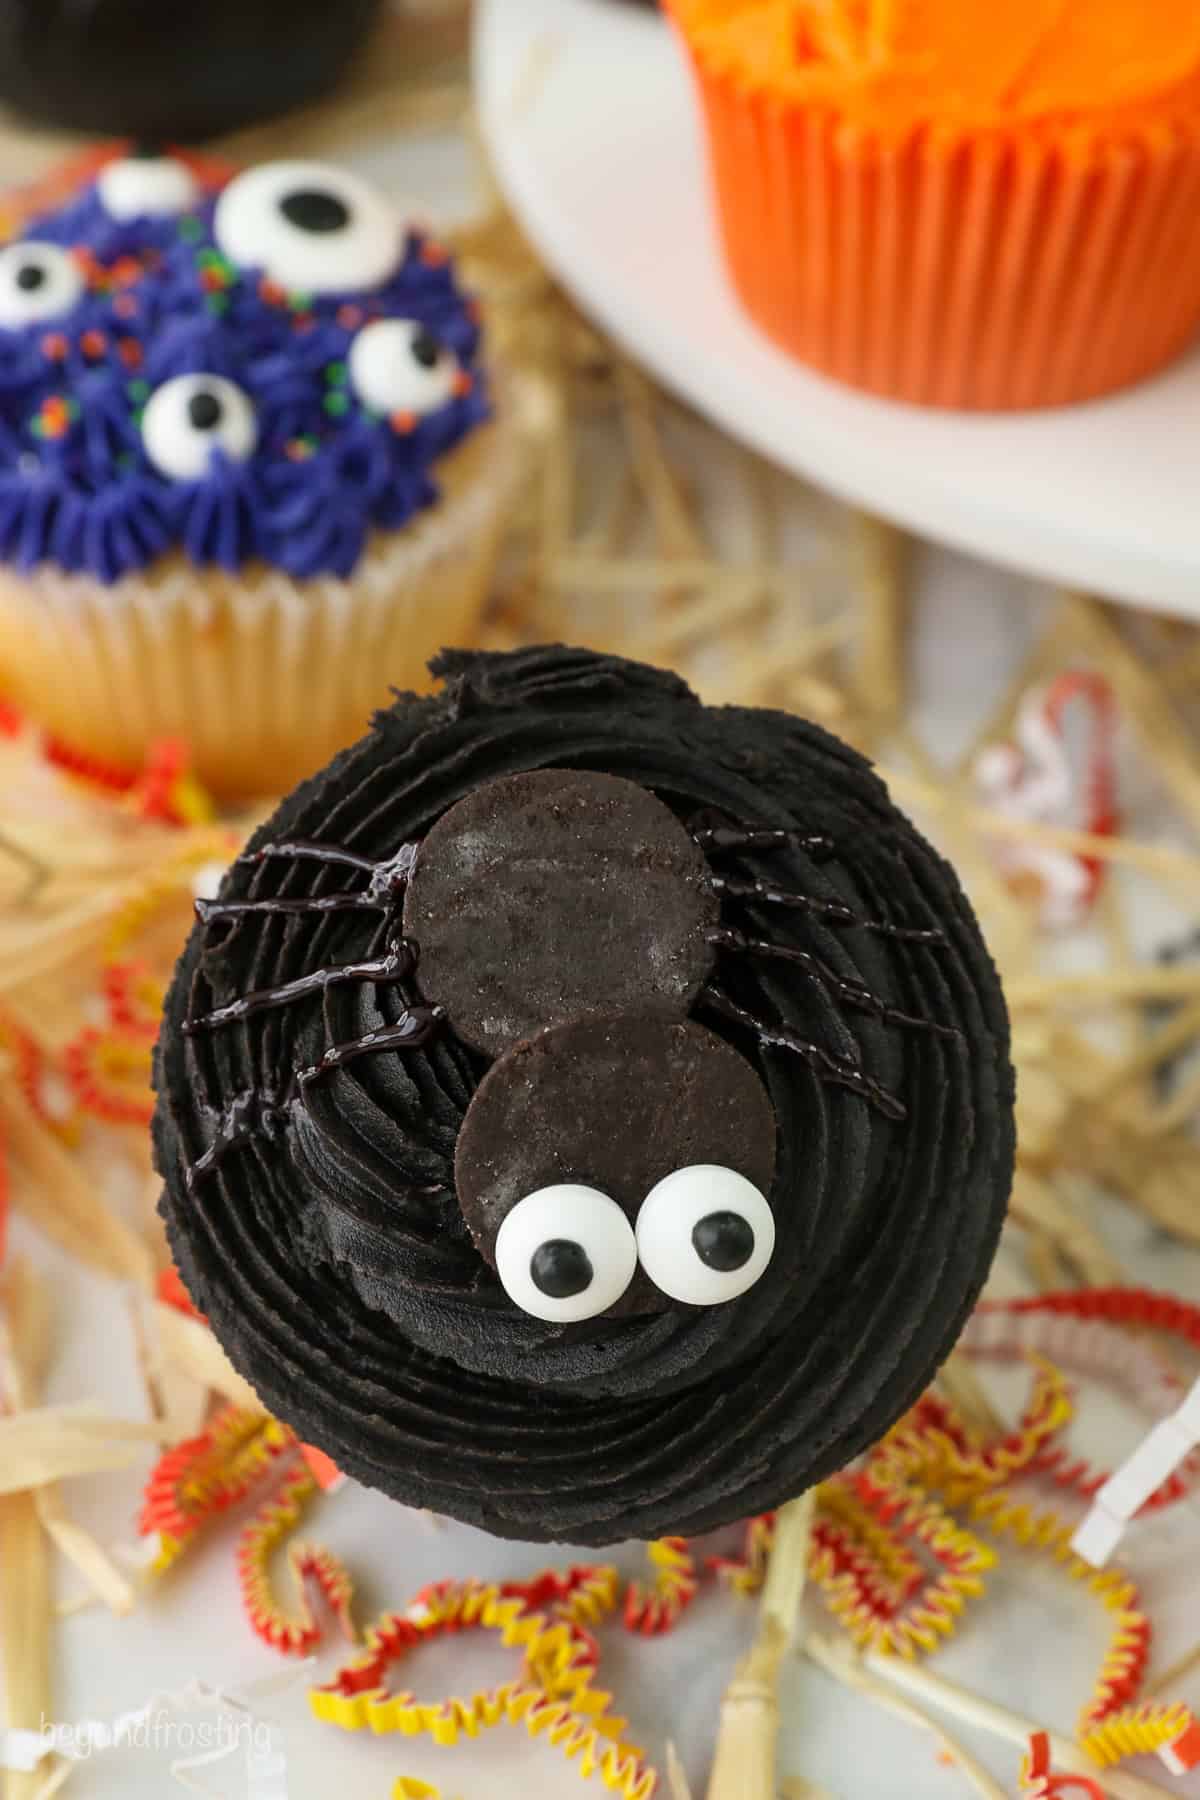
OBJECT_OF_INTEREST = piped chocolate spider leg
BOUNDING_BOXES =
[710,926,961,1039]
[692,822,836,859]
[702,984,908,1121]
[185,1089,292,1193]
[709,872,945,944]
[196,842,419,924]
[297,1003,446,1086]
[185,936,421,1034]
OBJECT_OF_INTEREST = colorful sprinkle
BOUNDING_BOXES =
[178,216,205,243]
[80,329,108,360]
[117,337,143,371]
[336,304,365,330]
[39,331,69,362]
[32,394,78,440]
[285,436,318,462]
[323,392,350,418]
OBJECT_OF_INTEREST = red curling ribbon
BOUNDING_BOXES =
[1020,1732,1106,1798]
[298,1445,346,1494]
[0,1109,9,1274]
[156,1265,203,1321]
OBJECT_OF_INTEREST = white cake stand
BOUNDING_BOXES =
[475,0,1200,620]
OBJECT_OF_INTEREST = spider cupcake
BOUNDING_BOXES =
[0,150,515,796]
[155,646,1015,1546]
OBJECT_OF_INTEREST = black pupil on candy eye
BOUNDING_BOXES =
[693,1211,755,1273]
[411,328,441,370]
[187,391,223,431]
[280,189,351,234]
[16,264,45,292]
[530,1239,593,1300]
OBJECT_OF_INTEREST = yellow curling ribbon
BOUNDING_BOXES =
[103,832,237,966]
[1078,1701,1195,1769]
[312,1573,657,1798]
[237,1463,357,1656]
[624,1538,698,1635]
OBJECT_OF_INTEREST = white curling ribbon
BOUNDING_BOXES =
[973,674,1115,930]
[1072,1370,1200,1568]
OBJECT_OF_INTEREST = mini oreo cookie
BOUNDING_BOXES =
[155,645,1015,1546]
[455,1012,777,1313]
[403,769,719,1058]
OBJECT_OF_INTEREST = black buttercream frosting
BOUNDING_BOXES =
[154,645,1014,1545]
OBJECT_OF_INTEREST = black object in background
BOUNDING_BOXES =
[0,0,384,141]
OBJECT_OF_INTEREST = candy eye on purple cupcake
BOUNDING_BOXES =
[140,373,258,480]
[348,318,464,417]
[214,157,405,294]
[96,153,201,222]
[0,241,84,326]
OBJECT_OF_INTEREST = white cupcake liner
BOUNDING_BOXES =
[0,397,521,796]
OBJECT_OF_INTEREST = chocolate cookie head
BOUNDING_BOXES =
[0,153,488,584]
[155,646,1015,1545]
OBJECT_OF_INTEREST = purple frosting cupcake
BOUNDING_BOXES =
[0,151,517,795]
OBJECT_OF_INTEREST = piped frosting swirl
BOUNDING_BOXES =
[154,647,1014,1545]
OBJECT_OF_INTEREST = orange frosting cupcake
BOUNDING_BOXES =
[667,0,1200,406]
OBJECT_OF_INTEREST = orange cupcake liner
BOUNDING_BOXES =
[683,45,1200,409]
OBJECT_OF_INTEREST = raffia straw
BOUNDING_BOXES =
[1,1264,134,1616]
[553,557,771,595]
[0,1089,153,1288]
[0,1267,53,1800]
[1134,1063,1200,1136]
[0,1488,50,1800]
[0,1408,165,1490]
[1064,594,1200,841]
[706,1491,816,1800]
[1008,1171,1124,1288]
[880,765,1200,894]
[889,728,1034,970]
[613,361,707,562]
[804,1633,1006,1800]
[666,1744,695,1800]
[1026,1232,1070,1292]
[152,1302,263,1412]
[1006,966,1200,1008]
[855,1644,1176,1800]
[1145,1639,1200,1700]
[938,1353,1006,1442]
[851,513,907,735]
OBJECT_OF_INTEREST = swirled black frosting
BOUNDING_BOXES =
[154,646,1014,1546]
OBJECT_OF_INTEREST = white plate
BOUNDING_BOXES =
[476,0,1200,619]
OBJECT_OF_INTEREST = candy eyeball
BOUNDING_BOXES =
[494,1184,637,1324]
[141,374,258,481]
[0,242,85,327]
[636,1166,775,1306]
[348,318,460,417]
[214,159,403,295]
[97,154,201,221]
